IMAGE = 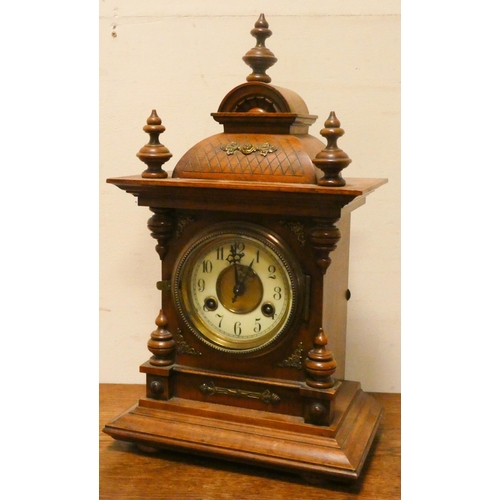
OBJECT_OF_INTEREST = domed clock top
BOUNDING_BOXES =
[136,14,352,186]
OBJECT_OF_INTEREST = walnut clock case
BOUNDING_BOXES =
[104,14,387,482]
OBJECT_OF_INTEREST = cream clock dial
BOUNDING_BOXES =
[173,223,301,353]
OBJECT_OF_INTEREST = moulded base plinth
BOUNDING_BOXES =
[103,379,382,481]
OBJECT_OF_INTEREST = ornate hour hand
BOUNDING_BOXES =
[233,250,240,288]
[227,243,244,267]
[227,243,245,302]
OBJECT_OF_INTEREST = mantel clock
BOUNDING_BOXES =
[104,14,387,481]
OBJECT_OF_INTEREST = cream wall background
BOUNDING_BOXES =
[99,1,401,392]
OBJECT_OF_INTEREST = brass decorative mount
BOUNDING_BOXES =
[221,141,278,157]
[199,381,281,405]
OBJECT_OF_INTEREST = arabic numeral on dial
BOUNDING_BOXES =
[268,265,276,279]
[216,247,225,260]
[197,278,205,292]
[273,286,282,300]
[216,314,224,328]
[234,322,242,336]
[254,318,262,333]
[202,260,213,273]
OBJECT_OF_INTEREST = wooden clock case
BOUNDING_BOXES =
[104,14,387,482]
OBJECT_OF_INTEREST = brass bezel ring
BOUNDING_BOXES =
[172,222,303,354]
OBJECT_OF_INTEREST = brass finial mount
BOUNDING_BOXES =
[242,14,277,84]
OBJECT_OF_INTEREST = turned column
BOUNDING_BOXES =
[305,218,341,388]
[145,207,176,367]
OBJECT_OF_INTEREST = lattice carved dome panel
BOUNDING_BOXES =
[173,133,318,183]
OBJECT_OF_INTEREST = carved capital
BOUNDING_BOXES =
[147,208,175,260]
[308,218,341,274]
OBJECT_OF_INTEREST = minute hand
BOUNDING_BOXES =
[232,259,254,302]
[240,259,255,285]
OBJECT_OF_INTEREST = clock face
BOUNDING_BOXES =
[173,223,301,353]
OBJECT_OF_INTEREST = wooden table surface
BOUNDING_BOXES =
[100,384,400,499]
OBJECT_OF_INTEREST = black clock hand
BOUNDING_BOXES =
[232,259,254,302]
[232,277,244,302]
[232,245,240,286]
[230,243,243,302]
[240,259,255,285]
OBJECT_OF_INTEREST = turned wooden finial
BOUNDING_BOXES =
[313,111,352,187]
[147,309,175,366]
[305,327,337,389]
[242,13,277,83]
[137,110,172,179]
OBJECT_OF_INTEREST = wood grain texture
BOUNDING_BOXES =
[106,176,387,218]
[100,384,400,499]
